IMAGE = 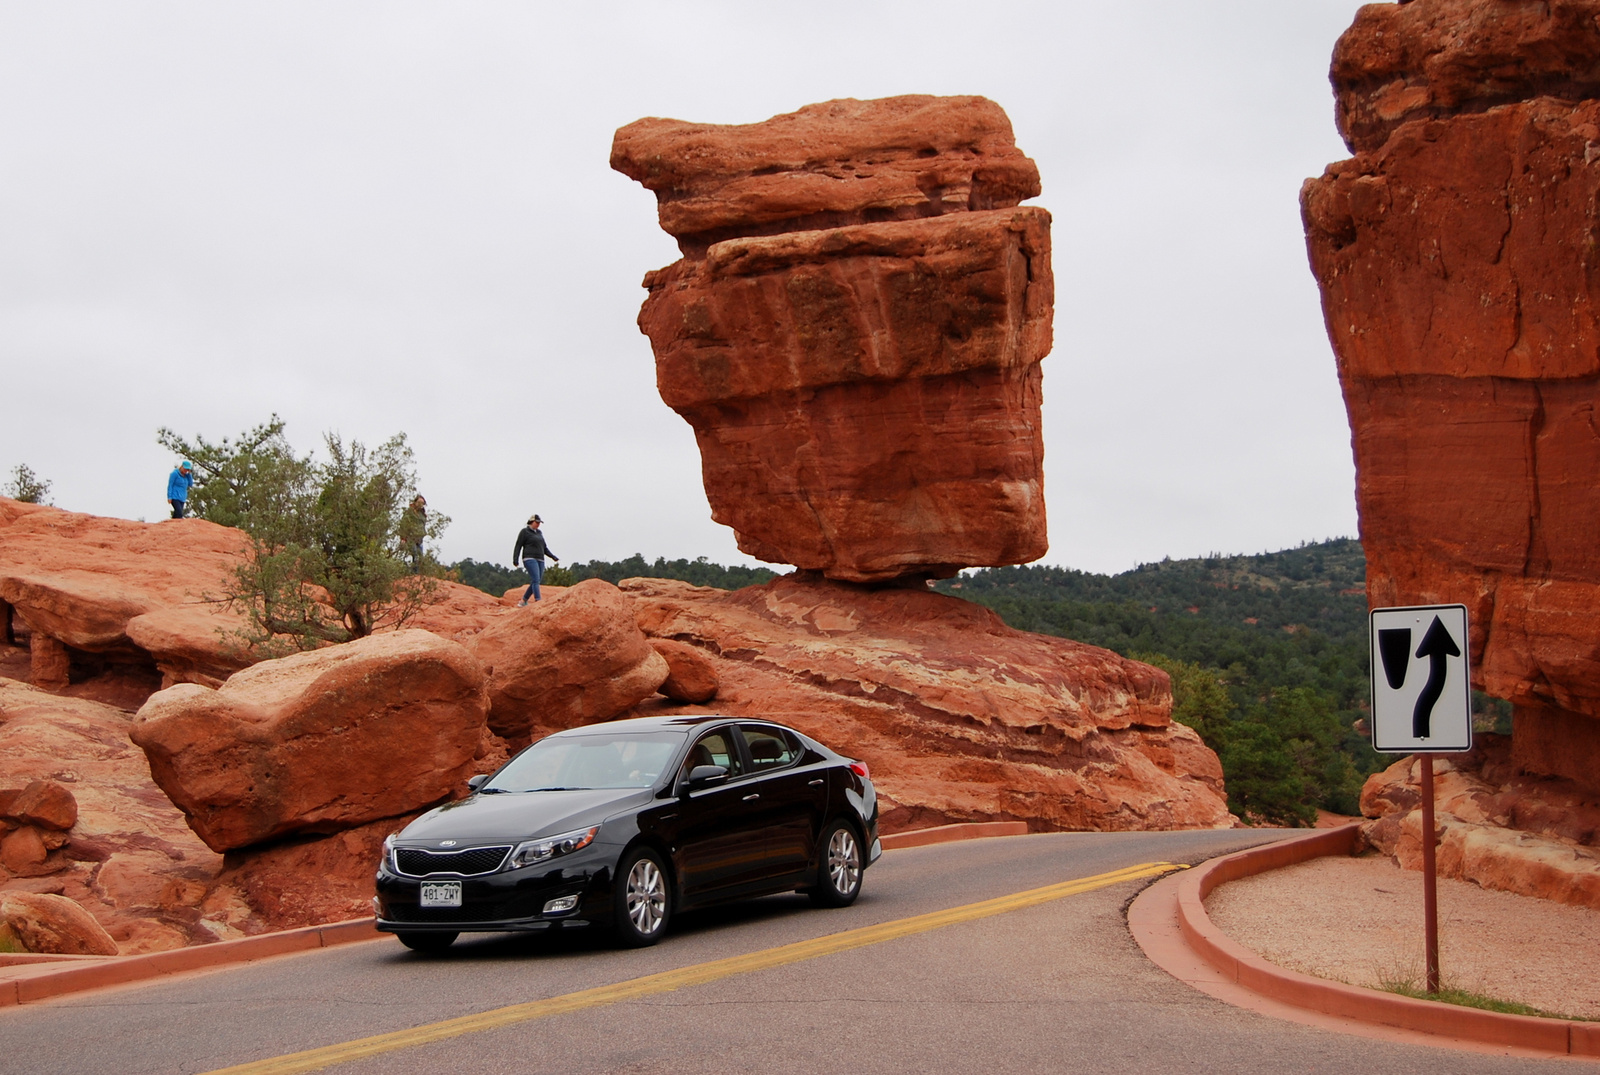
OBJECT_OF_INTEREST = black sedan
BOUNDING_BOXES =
[374,714,881,951]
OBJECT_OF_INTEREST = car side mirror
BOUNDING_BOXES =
[467,774,489,791]
[682,764,728,793]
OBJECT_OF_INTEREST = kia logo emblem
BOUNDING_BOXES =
[439,840,457,847]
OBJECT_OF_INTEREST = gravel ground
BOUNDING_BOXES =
[1205,853,1600,1020]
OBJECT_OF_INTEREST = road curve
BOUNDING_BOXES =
[4,829,1593,1075]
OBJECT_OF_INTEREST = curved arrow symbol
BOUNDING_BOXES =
[1412,616,1461,738]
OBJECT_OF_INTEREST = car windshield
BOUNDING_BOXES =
[484,730,688,792]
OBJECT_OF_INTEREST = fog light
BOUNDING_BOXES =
[543,895,579,915]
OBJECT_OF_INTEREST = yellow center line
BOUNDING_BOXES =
[205,860,1186,1075]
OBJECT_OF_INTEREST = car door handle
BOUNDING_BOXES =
[743,793,760,802]
[808,779,824,786]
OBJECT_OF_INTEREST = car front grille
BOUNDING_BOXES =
[394,845,511,877]
[385,893,544,923]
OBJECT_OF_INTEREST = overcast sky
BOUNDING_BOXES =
[0,1,1372,576]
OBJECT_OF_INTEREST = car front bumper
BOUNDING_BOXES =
[374,856,613,933]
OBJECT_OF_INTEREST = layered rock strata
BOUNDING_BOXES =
[612,96,1052,582]
[620,575,1233,832]
[1360,737,1600,909]
[0,499,253,692]
[1304,0,1600,790]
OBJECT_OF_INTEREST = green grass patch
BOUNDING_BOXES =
[1382,981,1594,1022]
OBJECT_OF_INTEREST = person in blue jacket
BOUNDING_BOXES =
[167,461,195,519]
[512,514,559,606]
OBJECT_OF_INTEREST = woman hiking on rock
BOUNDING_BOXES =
[513,514,559,606]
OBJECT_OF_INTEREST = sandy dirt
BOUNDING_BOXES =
[1205,853,1600,1020]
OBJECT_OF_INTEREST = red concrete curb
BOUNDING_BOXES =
[879,821,1029,850]
[1166,824,1598,1058]
[0,917,381,1008]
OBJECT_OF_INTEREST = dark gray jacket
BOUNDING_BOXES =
[513,527,557,565]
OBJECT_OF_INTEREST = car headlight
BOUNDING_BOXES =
[509,826,599,869]
[382,833,398,872]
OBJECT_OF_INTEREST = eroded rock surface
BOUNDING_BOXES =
[467,579,669,749]
[131,630,488,852]
[620,576,1232,832]
[1360,737,1600,909]
[613,96,1052,583]
[1305,0,1600,792]
[0,499,252,691]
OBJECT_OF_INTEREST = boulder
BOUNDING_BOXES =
[651,638,718,704]
[0,502,254,692]
[1305,0,1600,793]
[0,890,118,955]
[613,97,1052,583]
[467,579,670,748]
[131,630,488,852]
[5,779,79,830]
[620,575,1233,833]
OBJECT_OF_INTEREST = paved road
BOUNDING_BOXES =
[5,830,1594,1075]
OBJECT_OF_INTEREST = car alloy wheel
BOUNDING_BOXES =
[615,847,671,946]
[810,821,863,907]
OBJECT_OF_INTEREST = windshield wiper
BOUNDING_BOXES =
[525,786,589,792]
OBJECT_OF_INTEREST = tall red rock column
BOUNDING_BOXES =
[612,96,1052,584]
[1303,0,1600,791]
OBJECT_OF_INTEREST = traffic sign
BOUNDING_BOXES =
[1369,604,1472,753]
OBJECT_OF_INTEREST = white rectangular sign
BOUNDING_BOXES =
[1369,604,1473,753]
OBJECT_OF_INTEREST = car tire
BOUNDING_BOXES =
[809,820,864,908]
[396,931,458,953]
[613,846,672,947]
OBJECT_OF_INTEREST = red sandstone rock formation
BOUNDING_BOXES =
[131,630,488,852]
[651,638,718,704]
[1304,0,1600,792]
[0,679,229,951]
[467,579,669,749]
[619,575,1232,832]
[612,97,1052,582]
[1360,737,1600,909]
[0,499,253,692]
[0,891,119,955]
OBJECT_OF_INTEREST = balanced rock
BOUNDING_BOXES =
[650,638,718,704]
[1304,0,1600,791]
[131,630,487,852]
[467,579,669,748]
[613,97,1052,583]
[620,575,1232,832]
[0,890,119,955]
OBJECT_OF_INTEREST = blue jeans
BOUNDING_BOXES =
[169,499,187,519]
[522,559,544,602]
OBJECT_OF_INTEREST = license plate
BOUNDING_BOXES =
[420,882,462,908]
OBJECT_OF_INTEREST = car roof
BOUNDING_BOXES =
[549,714,743,737]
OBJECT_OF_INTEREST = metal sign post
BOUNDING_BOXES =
[1369,604,1473,995]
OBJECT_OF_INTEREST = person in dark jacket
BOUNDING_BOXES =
[400,495,427,574]
[167,461,195,519]
[513,514,559,606]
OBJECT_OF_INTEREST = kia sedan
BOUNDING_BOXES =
[374,714,881,951]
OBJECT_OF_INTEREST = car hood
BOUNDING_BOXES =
[397,787,650,844]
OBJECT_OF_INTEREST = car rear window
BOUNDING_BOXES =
[742,725,799,771]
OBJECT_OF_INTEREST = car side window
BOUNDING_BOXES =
[682,729,744,781]
[741,725,798,773]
